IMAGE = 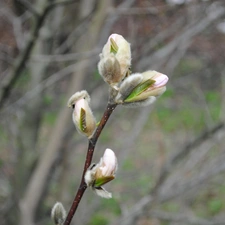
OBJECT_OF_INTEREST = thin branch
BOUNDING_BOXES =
[0,7,49,108]
[109,7,161,15]
[47,0,77,8]
[63,103,117,225]
[150,210,225,225]
[16,0,40,17]
[31,48,99,62]
[112,122,225,225]
[151,122,225,195]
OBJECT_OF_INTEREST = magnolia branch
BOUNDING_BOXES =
[63,103,117,225]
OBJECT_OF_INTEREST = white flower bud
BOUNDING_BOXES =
[84,149,118,199]
[98,33,131,87]
[67,90,96,138]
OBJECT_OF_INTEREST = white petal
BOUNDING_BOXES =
[93,186,112,199]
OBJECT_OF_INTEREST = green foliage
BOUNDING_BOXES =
[0,126,7,143]
[102,198,121,215]
[43,95,53,105]
[122,159,134,170]
[193,184,225,217]
[136,174,153,195]
[208,199,223,215]
[99,128,111,143]
[205,91,221,120]
[94,70,102,80]
[162,88,175,98]
[162,202,180,212]
[43,111,57,125]
[174,57,203,76]
[153,89,221,132]
[15,69,31,88]
[88,214,108,225]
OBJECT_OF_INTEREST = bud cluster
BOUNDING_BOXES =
[65,34,169,206]
[98,33,169,107]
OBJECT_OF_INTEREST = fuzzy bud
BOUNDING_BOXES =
[115,73,143,102]
[51,202,66,225]
[98,33,131,87]
[98,53,121,87]
[67,90,96,138]
[84,148,118,199]
[122,70,169,104]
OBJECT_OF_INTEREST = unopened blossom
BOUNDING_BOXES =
[116,71,168,107]
[51,202,66,225]
[98,33,131,87]
[85,148,118,199]
[67,90,96,138]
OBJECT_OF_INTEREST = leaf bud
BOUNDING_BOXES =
[123,70,169,103]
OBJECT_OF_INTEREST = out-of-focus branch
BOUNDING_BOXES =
[0,0,77,109]
[111,122,225,225]
[32,48,99,62]
[138,5,225,71]
[109,7,161,15]
[3,59,96,114]
[20,1,112,224]
[48,0,77,7]
[151,122,224,196]
[16,0,41,16]
[150,210,225,225]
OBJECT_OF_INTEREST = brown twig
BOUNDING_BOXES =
[63,102,117,225]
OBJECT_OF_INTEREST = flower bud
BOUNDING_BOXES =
[123,70,169,103]
[67,90,96,138]
[98,33,131,87]
[51,202,66,225]
[84,148,118,199]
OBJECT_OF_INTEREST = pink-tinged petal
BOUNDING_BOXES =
[74,98,85,116]
[153,74,169,87]
[100,148,117,177]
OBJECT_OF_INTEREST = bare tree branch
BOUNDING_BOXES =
[0,0,77,109]
[111,122,225,225]
[150,210,225,225]
[15,0,41,17]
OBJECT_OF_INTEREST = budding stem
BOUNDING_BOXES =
[63,103,117,225]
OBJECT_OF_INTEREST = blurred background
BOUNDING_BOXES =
[1,0,225,224]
